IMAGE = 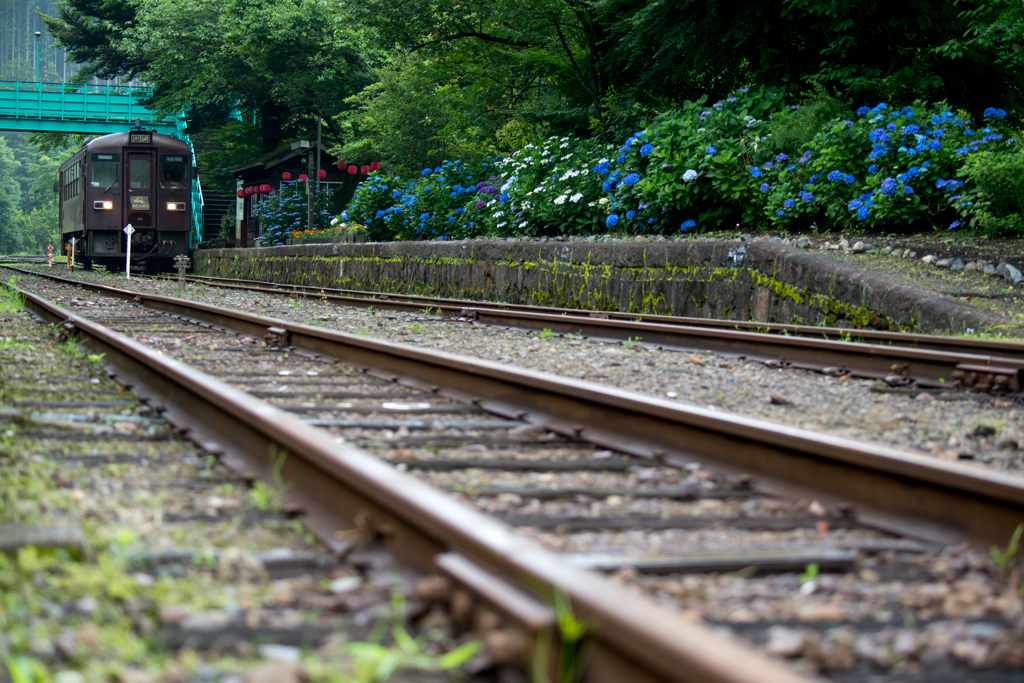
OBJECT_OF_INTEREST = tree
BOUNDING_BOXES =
[40,0,144,81]
[0,135,24,254]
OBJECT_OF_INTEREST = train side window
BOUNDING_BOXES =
[160,155,187,188]
[130,159,151,189]
[91,154,120,189]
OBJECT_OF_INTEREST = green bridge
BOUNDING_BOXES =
[0,79,203,246]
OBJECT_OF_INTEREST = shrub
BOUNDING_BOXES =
[255,181,336,246]
[343,94,1023,238]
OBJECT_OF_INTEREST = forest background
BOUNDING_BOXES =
[2,0,1024,252]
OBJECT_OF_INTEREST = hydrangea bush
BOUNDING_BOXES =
[255,180,336,246]
[344,94,1021,239]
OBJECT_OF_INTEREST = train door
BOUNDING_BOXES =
[125,152,155,229]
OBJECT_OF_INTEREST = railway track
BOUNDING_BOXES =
[5,267,1024,682]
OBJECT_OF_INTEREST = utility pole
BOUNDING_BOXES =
[316,116,322,193]
[307,149,314,233]
[34,31,41,82]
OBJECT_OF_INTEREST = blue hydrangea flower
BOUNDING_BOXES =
[763,162,774,170]
[617,155,626,163]
[949,220,960,229]
[902,124,920,135]
[759,183,770,192]
[984,108,1008,118]
[392,190,401,199]
[469,222,476,227]
[885,123,898,132]
[606,214,620,227]
[421,168,432,176]
[640,143,654,158]
[857,206,870,220]
[680,219,696,231]
[843,174,855,184]
[868,164,880,174]
[375,210,385,219]
[705,146,717,155]
[623,173,640,186]
[869,129,890,143]
[448,216,455,223]
[648,217,658,224]
[499,192,509,203]
[626,210,636,219]
[848,199,863,210]
[857,106,871,115]
[800,192,815,202]
[904,186,914,195]
[750,167,763,178]
[456,207,464,214]
[827,171,843,182]
[775,153,788,163]
[880,178,897,195]
[776,210,785,216]
[783,199,796,208]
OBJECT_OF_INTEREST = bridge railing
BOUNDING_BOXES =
[0,80,177,126]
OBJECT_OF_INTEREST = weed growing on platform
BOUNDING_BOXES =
[992,524,1023,580]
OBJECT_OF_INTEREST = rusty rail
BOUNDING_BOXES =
[5,282,814,683]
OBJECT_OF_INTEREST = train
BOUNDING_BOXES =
[57,127,195,272]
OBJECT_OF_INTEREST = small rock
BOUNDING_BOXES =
[971,424,997,438]
[984,264,997,275]
[936,257,952,268]
[258,643,302,662]
[907,250,916,258]
[74,597,98,615]
[879,246,891,254]
[922,254,936,264]
[217,548,268,584]
[328,576,361,594]
[903,248,912,258]
[765,626,805,657]
[666,391,678,399]
[997,438,1019,451]
[863,243,874,252]
[54,673,86,683]
[795,236,813,249]
[132,572,155,587]
[915,392,935,403]
[769,393,793,405]
[838,239,850,251]
[769,236,783,243]
[892,631,921,658]
[1004,263,1023,284]
[157,604,192,625]
[851,241,866,253]
[244,660,306,683]
[964,261,978,274]
[950,258,965,271]
[951,639,990,667]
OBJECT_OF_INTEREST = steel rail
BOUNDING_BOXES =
[6,281,813,683]
[11,266,1023,391]
[8,267,1024,548]
[156,272,1024,359]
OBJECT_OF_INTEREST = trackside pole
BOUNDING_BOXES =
[124,224,135,279]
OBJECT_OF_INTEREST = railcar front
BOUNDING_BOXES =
[57,129,193,272]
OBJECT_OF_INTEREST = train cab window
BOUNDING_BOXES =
[91,154,120,189]
[130,158,151,189]
[160,155,188,188]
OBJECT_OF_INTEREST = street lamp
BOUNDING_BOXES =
[34,31,41,82]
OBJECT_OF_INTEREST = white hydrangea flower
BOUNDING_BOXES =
[598,158,609,164]
[533,186,545,193]
[554,195,567,205]
[493,211,505,218]
[569,193,583,203]
[683,169,698,182]
[519,220,529,228]
[559,142,569,149]
[330,218,339,226]
[598,197,610,206]
[587,201,596,207]
[496,221,508,228]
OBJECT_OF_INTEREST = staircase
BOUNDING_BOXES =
[202,192,235,243]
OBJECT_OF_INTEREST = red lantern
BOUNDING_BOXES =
[299,174,308,181]
[317,169,327,180]
[337,161,345,170]
[360,165,370,175]
[244,186,252,195]
[261,183,272,193]
[347,165,357,175]
[236,189,245,198]
[370,161,380,171]
[282,172,291,181]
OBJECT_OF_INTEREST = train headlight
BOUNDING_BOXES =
[93,201,113,210]
[167,202,186,211]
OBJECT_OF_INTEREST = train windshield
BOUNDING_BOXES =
[160,155,188,188]
[130,158,151,189]
[91,154,119,189]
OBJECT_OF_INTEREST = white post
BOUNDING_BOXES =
[69,237,75,270]
[124,224,135,278]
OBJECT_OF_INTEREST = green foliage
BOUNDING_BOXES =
[956,144,1024,236]
[991,524,1022,580]
[254,181,336,246]
[798,563,820,584]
